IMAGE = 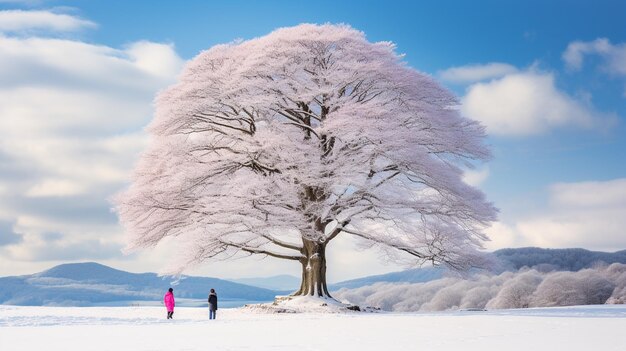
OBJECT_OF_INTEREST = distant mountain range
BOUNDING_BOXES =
[0,262,285,306]
[2,247,625,306]
[492,247,626,271]
[329,267,445,290]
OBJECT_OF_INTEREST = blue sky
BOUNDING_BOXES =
[0,0,625,280]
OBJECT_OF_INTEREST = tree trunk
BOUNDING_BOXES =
[292,239,331,298]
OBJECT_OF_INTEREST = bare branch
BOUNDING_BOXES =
[261,234,303,251]
[220,239,303,261]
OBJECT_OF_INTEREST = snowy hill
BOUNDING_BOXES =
[0,262,284,306]
[329,267,445,290]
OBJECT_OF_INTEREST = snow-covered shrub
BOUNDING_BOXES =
[335,263,625,312]
[459,286,494,309]
[420,280,474,311]
[576,269,615,305]
[530,270,614,307]
[365,283,415,311]
[486,270,542,309]
[335,284,381,307]
[531,272,584,307]
[605,263,626,304]
[390,279,454,312]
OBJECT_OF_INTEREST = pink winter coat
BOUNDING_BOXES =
[164,291,175,311]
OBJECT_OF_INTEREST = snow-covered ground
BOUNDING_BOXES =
[1,305,625,350]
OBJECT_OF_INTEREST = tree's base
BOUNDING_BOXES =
[241,295,377,314]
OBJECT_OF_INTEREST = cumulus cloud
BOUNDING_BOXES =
[551,178,626,208]
[0,18,183,274]
[0,9,96,33]
[439,62,518,84]
[563,38,626,97]
[485,178,626,252]
[13,238,124,261]
[461,70,617,136]
[462,166,490,187]
[563,38,626,75]
[3,210,125,262]
[126,41,185,78]
[0,220,22,246]
[26,179,86,197]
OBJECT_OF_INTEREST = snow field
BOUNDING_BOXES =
[1,305,625,351]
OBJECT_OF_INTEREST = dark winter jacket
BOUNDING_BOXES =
[208,293,218,310]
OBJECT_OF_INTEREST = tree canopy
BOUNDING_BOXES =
[115,24,497,297]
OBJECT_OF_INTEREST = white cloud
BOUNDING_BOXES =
[0,220,22,246]
[126,41,184,78]
[563,38,626,100]
[0,23,183,275]
[461,70,617,136]
[484,222,519,249]
[485,178,626,252]
[550,178,626,209]
[0,36,182,95]
[26,179,86,197]
[4,213,125,261]
[0,10,96,33]
[563,38,626,76]
[462,167,490,187]
[439,63,518,84]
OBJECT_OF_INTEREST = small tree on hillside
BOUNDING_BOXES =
[115,24,497,298]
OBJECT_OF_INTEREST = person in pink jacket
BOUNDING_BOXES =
[164,288,175,319]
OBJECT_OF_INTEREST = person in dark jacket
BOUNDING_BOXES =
[208,288,218,320]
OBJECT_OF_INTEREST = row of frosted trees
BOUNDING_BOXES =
[335,263,626,311]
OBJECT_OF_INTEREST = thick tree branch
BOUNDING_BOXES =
[219,240,303,261]
[261,234,303,251]
[340,227,433,261]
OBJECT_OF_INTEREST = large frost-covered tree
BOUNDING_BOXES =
[115,24,497,298]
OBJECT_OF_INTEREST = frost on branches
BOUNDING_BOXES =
[114,24,497,298]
